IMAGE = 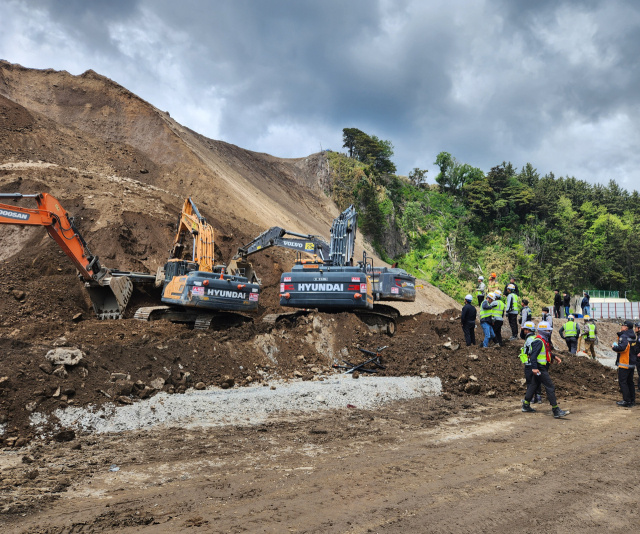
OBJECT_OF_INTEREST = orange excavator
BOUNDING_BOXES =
[0,192,155,318]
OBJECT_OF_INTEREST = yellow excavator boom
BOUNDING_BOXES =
[169,198,214,272]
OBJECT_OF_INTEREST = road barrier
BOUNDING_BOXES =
[591,302,640,320]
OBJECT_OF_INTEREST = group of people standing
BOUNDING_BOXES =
[461,274,640,417]
[553,289,591,318]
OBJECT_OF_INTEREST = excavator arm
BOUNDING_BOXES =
[232,226,330,262]
[0,192,155,319]
[329,205,357,267]
[0,193,106,280]
[169,197,215,273]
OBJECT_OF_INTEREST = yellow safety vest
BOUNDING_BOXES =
[564,321,577,338]
[584,323,596,340]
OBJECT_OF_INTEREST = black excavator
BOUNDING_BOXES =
[230,205,416,335]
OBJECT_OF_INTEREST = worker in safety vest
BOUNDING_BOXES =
[487,272,499,295]
[505,284,521,340]
[476,276,486,306]
[480,293,498,348]
[579,315,597,359]
[522,322,568,418]
[560,315,580,354]
[519,321,542,404]
[612,320,637,407]
[492,289,506,346]
[634,322,640,393]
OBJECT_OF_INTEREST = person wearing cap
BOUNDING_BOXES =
[522,322,568,418]
[633,322,640,392]
[492,289,506,346]
[503,277,520,296]
[560,315,581,354]
[461,294,477,346]
[553,289,562,319]
[487,272,499,295]
[479,293,498,348]
[579,315,597,359]
[541,306,553,329]
[612,320,637,407]
[519,321,542,404]
[519,299,532,340]
[475,276,486,306]
[505,284,521,340]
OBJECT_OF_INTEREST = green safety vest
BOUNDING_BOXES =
[479,302,493,320]
[534,335,551,365]
[476,286,485,296]
[519,335,535,363]
[510,294,521,313]
[564,321,577,338]
[584,323,596,340]
[492,300,505,319]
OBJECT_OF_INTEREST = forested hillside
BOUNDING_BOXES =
[328,128,640,311]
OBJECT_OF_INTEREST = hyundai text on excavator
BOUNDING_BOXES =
[0,192,155,318]
[230,205,416,334]
[134,197,260,329]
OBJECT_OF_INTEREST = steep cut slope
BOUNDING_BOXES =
[0,60,459,313]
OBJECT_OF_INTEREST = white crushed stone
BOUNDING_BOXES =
[54,375,442,434]
[0,423,5,436]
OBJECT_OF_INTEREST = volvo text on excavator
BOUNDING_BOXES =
[134,197,260,329]
[0,192,155,319]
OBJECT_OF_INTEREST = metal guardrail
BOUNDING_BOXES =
[591,302,640,320]
[584,290,619,299]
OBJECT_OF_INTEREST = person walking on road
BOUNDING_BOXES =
[612,320,637,407]
[521,322,568,418]
[505,284,521,340]
[560,315,581,354]
[579,316,597,359]
[480,293,497,348]
[461,294,477,347]
[476,276,486,306]
[541,306,553,329]
[553,289,562,319]
[563,291,571,318]
[519,321,542,404]
[519,299,532,340]
[581,292,591,318]
[492,289,506,346]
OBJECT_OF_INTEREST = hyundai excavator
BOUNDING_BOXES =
[230,205,416,334]
[134,197,260,329]
[0,192,155,319]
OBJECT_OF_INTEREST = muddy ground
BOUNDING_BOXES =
[1,395,638,533]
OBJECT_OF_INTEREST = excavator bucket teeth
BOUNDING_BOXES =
[86,276,133,320]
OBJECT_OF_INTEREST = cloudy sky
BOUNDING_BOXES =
[2,0,639,190]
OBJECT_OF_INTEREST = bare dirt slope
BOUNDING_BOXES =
[0,60,456,312]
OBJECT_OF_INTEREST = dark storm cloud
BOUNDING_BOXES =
[4,0,640,189]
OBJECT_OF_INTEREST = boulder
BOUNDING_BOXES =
[464,382,481,394]
[54,430,75,442]
[45,348,84,367]
[25,402,37,412]
[0,376,9,388]
[486,390,497,398]
[114,380,133,396]
[138,386,154,399]
[293,370,303,377]
[72,313,83,323]
[194,382,206,390]
[149,377,165,390]
[38,363,53,375]
[117,396,133,405]
[110,372,127,381]
[182,372,192,383]
[11,290,26,301]
[352,371,360,379]
[443,342,460,351]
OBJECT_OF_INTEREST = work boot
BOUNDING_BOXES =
[509,336,517,341]
[535,394,542,404]
[552,407,568,418]
[616,400,631,407]
[521,400,536,413]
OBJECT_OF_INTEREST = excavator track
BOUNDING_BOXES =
[134,306,253,330]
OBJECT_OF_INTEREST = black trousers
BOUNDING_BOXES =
[462,322,476,346]
[477,295,484,306]
[524,365,542,395]
[618,367,636,404]
[525,365,557,406]
[508,314,519,338]
[493,320,503,345]
[554,306,561,318]
[565,337,578,354]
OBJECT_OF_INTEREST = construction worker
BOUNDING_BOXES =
[476,276,486,306]
[503,276,520,296]
[541,306,553,329]
[461,294,477,346]
[612,320,637,407]
[487,272,499,295]
[505,284,521,340]
[519,299,532,340]
[634,322,640,392]
[521,322,568,418]
[579,315,597,359]
[492,289,506,346]
[560,315,580,354]
[519,321,542,404]
[480,293,497,348]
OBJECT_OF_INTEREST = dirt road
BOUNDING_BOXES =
[3,395,638,533]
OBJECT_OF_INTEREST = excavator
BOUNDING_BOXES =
[230,205,416,334]
[134,197,260,329]
[0,192,155,319]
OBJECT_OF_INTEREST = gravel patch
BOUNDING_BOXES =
[49,375,442,434]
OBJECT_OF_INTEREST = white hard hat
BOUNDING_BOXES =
[523,321,535,330]
[507,284,515,290]
[537,321,552,332]
[465,294,473,302]
[494,289,502,296]
[487,292,496,299]
[568,315,574,320]
[478,276,484,281]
